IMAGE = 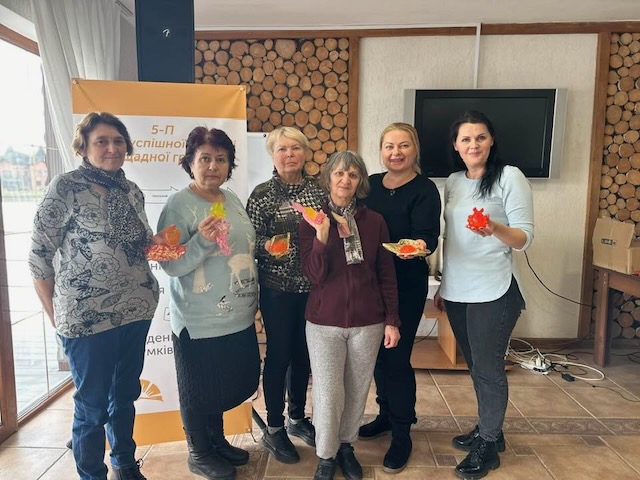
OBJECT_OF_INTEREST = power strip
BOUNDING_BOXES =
[518,354,552,375]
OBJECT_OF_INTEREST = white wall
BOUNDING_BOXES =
[359,34,597,338]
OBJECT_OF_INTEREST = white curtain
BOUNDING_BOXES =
[30,0,121,172]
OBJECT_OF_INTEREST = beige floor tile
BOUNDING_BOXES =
[414,386,450,416]
[603,435,640,472]
[430,370,473,386]
[564,386,640,418]
[506,433,586,447]
[427,432,463,455]
[374,466,453,479]
[2,409,71,448]
[476,453,555,479]
[508,387,590,418]
[353,433,435,469]
[38,450,80,480]
[263,441,317,478]
[0,447,66,480]
[532,444,640,480]
[505,367,558,386]
[414,369,435,387]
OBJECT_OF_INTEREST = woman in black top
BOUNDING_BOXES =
[361,122,441,474]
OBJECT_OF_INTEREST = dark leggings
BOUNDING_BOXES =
[372,284,427,425]
[444,277,524,442]
[260,286,311,427]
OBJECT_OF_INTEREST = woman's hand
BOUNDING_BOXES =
[151,224,176,245]
[468,219,528,250]
[198,216,223,242]
[397,239,427,260]
[434,288,445,312]
[467,218,495,237]
[383,325,400,348]
[307,215,330,245]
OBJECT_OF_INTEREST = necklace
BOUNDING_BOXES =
[389,189,396,196]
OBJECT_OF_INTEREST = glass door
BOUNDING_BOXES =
[0,35,71,441]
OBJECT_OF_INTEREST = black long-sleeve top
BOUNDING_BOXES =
[364,173,441,289]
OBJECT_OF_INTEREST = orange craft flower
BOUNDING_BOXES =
[291,202,326,225]
[466,207,489,229]
[164,225,181,246]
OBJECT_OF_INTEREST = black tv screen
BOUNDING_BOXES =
[410,89,563,178]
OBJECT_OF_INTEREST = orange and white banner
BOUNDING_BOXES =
[71,79,252,445]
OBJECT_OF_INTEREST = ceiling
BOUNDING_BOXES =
[120,0,640,30]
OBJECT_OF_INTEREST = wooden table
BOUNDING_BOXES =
[594,267,640,366]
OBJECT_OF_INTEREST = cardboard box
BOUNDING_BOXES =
[592,217,640,274]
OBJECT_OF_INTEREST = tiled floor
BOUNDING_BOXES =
[1,347,640,479]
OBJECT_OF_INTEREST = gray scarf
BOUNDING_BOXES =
[328,198,364,265]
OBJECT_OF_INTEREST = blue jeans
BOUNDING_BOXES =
[444,278,524,442]
[60,320,151,480]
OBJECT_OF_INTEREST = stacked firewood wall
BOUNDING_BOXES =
[596,32,640,338]
[194,38,351,176]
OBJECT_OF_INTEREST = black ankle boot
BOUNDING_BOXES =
[110,459,146,480]
[336,443,362,480]
[313,457,336,480]
[208,414,249,466]
[212,437,249,466]
[452,425,505,452]
[455,437,500,480]
[358,414,391,440]
[382,422,412,474]
[185,429,236,480]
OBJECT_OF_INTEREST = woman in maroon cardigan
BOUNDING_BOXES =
[299,150,400,480]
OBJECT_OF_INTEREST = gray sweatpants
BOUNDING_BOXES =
[306,321,385,459]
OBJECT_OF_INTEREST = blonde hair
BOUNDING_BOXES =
[379,122,421,174]
[265,127,310,155]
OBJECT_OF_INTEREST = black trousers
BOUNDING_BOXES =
[260,286,311,427]
[372,283,427,426]
[444,277,524,442]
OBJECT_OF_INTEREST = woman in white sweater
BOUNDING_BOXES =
[435,110,534,480]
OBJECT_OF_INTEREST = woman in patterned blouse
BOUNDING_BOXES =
[29,112,159,480]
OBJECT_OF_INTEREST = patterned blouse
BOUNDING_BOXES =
[246,174,325,293]
[28,170,159,338]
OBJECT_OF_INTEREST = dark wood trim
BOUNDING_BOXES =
[578,32,610,339]
[347,36,360,151]
[0,185,18,445]
[197,21,640,41]
[195,30,361,40]
[0,23,38,55]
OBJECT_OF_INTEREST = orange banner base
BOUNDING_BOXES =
[131,403,253,446]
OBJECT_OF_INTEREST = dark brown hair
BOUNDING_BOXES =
[180,127,237,179]
[71,112,134,157]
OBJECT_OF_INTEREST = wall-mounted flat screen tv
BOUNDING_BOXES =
[405,88,567,179]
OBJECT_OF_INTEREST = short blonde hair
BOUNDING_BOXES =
[265,127,310,155]
[379,122,421,174]
[319,150,370,199]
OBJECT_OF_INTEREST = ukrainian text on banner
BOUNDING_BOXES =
[71,79,252,445]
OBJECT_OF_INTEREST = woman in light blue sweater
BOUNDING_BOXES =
[435,111,534,480]
[158,127,260,480]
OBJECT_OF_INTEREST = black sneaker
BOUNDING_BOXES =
[286,417,316,447]
[313,457,337,480]
[110,459,146,480]
[261,428,300,464]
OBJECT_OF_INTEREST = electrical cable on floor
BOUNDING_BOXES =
[413,317,438,344]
